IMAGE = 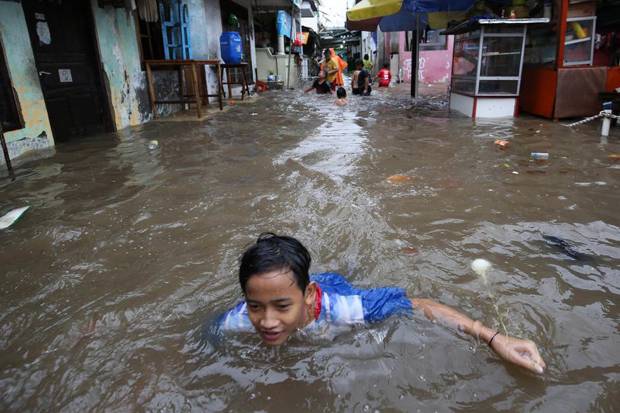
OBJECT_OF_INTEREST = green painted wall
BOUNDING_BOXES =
[0,1,54,162]
[92,1,150,129]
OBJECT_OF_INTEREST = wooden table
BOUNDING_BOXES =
[145,59,223,118]
[220,63,250,100]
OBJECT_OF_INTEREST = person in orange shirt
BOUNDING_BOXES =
[321,48,348,90]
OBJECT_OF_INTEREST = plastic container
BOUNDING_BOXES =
[531,152,549,160]
[220,32,242,64]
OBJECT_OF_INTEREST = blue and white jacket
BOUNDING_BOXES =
[217,272,413,332]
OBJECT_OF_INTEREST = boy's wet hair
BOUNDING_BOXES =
[383,63,390,69]
[364,54,369,60]
[337,87,346,98]
[239,233,311,294]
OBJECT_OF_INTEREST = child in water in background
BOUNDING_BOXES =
[215,233,546,375]
[352,61,371,96]
[335,87,347,106]
[376,63,392,87]
[304,70,332,95]
[362,53,374,73]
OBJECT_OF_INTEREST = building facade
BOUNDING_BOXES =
[0,0,264,166]
[374,28,453,93]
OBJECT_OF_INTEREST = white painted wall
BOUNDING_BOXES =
[449,93,474,117]
[255,47,299,85]
[190,0,257,90]
[476,98,516,118]
[450,93,517,118]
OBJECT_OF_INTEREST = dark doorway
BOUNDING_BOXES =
[22,0,112,141]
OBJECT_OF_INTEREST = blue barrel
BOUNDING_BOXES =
[220,32,242,64]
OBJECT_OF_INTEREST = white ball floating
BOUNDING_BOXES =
[471,258,492,279]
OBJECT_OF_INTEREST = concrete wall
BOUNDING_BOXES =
[0,1,54,164]
[189,0,225,92]
[194,0,257,90]
[256,47,299,86]
[92,1,150,128]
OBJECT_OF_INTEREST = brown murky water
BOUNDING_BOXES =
[1,89,619,412]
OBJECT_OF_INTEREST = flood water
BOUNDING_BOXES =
[1,88,619,412]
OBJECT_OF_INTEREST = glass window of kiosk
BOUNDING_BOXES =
[452,25,526,96]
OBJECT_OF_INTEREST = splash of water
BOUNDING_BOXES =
[471,258,508,335]
[471,258,492,283]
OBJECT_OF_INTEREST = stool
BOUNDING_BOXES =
[220,63,250,100]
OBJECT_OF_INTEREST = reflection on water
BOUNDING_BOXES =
[276,109,367,181]
[0,89,619,411]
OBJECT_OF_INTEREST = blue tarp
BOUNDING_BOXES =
[356,0,513,32]
[276,10,292,38]
[406,0,479,13]
[375,0,477,32]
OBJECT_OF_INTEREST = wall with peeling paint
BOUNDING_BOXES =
[189,0,225,93]
[0,0,255,166]
[0,1,54,165]
[91,1,151,129]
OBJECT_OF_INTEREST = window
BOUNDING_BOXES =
[420,29,447,51]
[136,0,191,61]
[405,29,447,52]
[0,36,23,132]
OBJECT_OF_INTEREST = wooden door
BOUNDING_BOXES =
[22,0,112,141]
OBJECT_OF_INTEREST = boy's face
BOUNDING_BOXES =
[244,269,316,346]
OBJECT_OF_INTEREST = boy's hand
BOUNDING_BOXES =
[490,334,546,374]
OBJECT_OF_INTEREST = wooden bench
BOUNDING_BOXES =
[145,59,224,118]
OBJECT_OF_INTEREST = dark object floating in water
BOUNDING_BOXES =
[542,235,593,262]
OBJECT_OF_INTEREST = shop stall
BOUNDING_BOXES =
[445,17,548,118]
[520,0,620,119]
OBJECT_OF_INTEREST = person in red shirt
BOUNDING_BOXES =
[376,63,392,87]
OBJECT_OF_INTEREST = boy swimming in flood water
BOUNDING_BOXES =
[217,233,546,374]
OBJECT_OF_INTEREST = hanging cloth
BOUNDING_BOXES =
[137,0,159,22]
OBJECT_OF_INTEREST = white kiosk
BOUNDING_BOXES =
[444,18,548,118]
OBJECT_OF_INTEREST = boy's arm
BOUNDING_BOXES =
[410,298,546,374]
[304,86,314,93]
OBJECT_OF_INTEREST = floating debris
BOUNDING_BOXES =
[0,206,29,230]
[386,174,412,184]
[147,140,159,150]
[400,246,419,255]
[575,181,607,187]
[494,139,510,150]
[543,235,593,262]
[608,154,620,162]
[471,258,491,282]
[531,152,549,161]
